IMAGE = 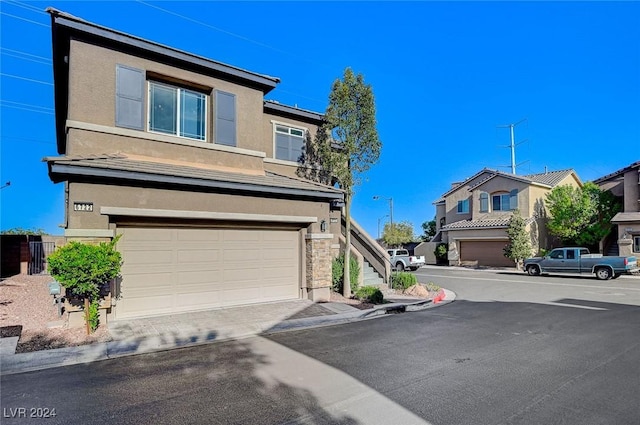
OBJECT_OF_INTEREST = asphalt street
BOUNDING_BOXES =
[2,268,639,424]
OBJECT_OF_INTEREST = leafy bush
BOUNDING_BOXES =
[332,254,360,293]
[354,286,384,304]
[434,243,448,264]
[390,272,417,290]
[48,237,121,333]
[88,300,100,332]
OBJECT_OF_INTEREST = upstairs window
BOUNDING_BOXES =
[275,124,305,162]
[457,199,469,214]
[634,236,640,253]
[148,81,206,141]
[492,189,518,211]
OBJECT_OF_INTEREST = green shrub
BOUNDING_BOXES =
[88,299,100,332]
[390,272,417,290]
[48,237,121,333]
[354,286,384,304]
[434,243,448,264]
[332,254,360,293]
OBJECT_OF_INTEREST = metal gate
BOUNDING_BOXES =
[28,241,55,275]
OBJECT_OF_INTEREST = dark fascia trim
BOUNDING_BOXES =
[48,9,280,92]
[593,161,640,184]
[49,163,344,202]
[264,101,324,124]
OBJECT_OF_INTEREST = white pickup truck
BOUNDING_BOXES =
[387,249,425,271]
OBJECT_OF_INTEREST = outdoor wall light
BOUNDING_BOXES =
[320,220,327,233]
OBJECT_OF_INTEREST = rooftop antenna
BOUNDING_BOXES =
[497,118,527,174]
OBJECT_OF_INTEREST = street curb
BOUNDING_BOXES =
[0,289,456,376]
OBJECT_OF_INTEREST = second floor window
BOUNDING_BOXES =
[275,124,305,162]
[149,81,206,141]
[492,189,518,211]
[457,199,469,214]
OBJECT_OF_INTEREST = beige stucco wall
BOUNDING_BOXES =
[66,182,331,235]
[623,170,640,212]
[67,39,265,153]
[471,178,531,220]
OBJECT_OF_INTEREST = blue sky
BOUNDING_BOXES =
[1,1,639,239]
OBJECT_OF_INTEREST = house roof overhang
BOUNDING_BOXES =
[48,8,281,154]
[44,155,344,203]
[593,161,640,184]
[264,100,324,125]
[611,212,640,223]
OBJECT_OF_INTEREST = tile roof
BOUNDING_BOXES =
[522,169,578,186]
[437,168,578,202]
[44,155,343,199]
[442,217,535,230]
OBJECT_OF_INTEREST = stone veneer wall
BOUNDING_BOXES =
[305,234,333,302]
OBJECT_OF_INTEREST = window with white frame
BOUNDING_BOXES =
[148,81,206,141]
[457,199,469,214]
[275,124,305,162]
[634,236,640,253]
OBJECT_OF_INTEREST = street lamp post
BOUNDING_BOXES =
[373,195,393,225]
[377,214,389,239]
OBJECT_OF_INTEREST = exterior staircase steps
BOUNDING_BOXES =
[363,260,385,287]
[606,244,620,256]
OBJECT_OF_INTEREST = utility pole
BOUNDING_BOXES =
[497,119,527,174]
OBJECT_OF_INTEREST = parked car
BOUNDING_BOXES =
[523,247,639,280]
[387,249,425,271]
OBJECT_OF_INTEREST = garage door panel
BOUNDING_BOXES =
[460,241,513,267]
[116,227,300,319]
[176,249,221,263]
[224,231,260,242]
[177,229,220,242]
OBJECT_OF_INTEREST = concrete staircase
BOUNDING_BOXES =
[363,260,387,289]
[606,244,620,256]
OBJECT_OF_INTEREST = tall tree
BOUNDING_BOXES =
[503,210,532,270]
[383,221,415,248]
[421,218,436,242]
[314,68,381,297]
[545,182,621,248]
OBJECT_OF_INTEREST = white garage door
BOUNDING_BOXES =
[115,227,300,319]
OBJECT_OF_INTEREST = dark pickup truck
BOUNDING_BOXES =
[523,247,639,280]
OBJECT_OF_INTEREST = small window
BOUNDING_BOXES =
[457,199,469,214]
[634,236,640,253]
[566,250,575,259]
[148,81,206,141]
[275,124,306,162]
[580,249,589,256]
[550,250,564,259]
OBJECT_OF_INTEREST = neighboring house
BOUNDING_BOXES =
[44,9,368,320]
[429,168,582,267]
[593,161,640,258]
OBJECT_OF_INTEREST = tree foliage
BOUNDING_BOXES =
[1,227,47,235]
[545,182,621,247]
[47,238,122,332]
[420,218,436,242]
[383,221,415,247]
[503,210,532,270]
[313,68,381,297]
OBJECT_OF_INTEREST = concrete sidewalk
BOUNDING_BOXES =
[0,289,455,376]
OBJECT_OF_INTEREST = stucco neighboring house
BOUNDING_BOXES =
[593,160,640,258]
[431,168,582,267]
[43,9,390,321]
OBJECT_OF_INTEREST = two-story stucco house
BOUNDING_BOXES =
[432,168,582,267]
[594,160,640,258]
[44,9,359,320]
